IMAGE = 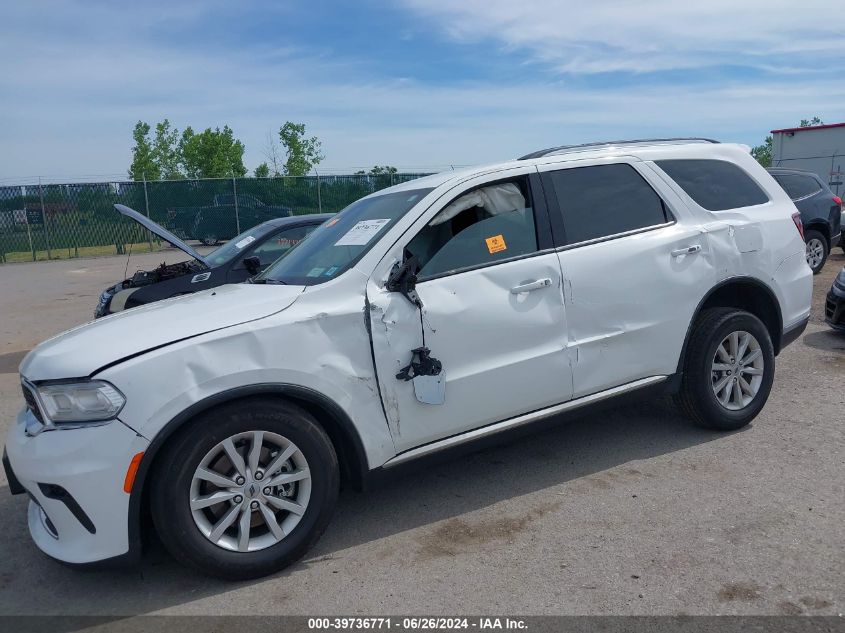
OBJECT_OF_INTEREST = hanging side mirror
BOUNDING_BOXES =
[386,254,421,307]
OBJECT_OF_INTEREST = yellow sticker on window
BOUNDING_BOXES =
[485,234,507,254]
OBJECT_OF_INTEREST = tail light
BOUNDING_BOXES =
[791,212,804,239]
[833,195,842,207]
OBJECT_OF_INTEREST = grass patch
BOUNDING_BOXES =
[2,241,168,263]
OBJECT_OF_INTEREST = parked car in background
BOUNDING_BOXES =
[95,204,329,317]
[169,194,293,245]
[768,168,842,273]
[6,139,812,579]
[825,267,845,331]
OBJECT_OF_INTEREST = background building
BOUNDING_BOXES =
[771,122,845,196]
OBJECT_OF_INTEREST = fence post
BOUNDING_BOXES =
[38,177,52,260]
[315,170,322,214]
[24,186,35,261]
[142,173,153,251]
[232,175,241,235]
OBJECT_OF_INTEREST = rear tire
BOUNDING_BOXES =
[150,398,339,580]
[804,229,828,274]
[676,308,775,431]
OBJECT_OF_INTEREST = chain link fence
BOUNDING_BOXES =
[0,173,432,263]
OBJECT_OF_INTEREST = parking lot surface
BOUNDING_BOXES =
[0,250,843,616]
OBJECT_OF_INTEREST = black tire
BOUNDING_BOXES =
[804,229,828,274]
[150,398,339,580]
[676,308,775,431]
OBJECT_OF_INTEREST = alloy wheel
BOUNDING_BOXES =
[189,431,311,552]
[710,330,765,411]
[805,238,825,269]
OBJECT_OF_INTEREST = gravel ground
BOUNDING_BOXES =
[0,249,842,616]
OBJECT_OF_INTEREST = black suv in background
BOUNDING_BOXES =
[768,168,842,274]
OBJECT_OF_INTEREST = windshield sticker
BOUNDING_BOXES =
[334,219,391,246]
[235,235,256,249]
[325,266,339,276]
[485,234,507,254]
[307,267,326,277]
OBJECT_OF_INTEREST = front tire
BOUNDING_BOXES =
[150,398,339,579]
[804,229,828,274]
[676,308,775,431]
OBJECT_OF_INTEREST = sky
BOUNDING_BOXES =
[1,0,844,183]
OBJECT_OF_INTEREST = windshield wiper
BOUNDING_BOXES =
[250,278,287,285]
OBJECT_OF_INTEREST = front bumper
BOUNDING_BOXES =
[4,408,149,564]
[94,284,119,318]
[825,280,845,331]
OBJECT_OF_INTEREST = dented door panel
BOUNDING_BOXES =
[557,222,715,397]
[367,253,572,453]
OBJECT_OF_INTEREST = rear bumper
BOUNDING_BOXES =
[4,408,148,564]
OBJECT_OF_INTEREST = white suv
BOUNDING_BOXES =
[4,139,812,579]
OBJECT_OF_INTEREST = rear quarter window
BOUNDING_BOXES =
[657,159,769,211]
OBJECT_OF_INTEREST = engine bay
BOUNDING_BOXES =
[124,259,207,288]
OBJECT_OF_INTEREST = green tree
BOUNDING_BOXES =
[369,165,398,175]
[128,121,160,180]
[751,136,772,167]
[153,119,182,179]
[751,116,825,167]
[278,122,324,176]
[254,162,270,178]
[800,116,824,127]
[179,125,247,178]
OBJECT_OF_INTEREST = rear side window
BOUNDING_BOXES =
[543,163,669,245]
[772,174,822,201]
[657,159,769,211]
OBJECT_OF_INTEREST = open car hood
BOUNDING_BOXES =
[114,204,209,266]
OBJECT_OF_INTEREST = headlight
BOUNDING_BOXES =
[35,380,125,424]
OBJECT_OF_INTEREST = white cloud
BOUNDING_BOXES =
[1,1,843,181]
[401,0,845,74]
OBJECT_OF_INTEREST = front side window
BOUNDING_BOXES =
[543,163,669,245]
[772,174,821,201]
[260,188,432,285]
[405,177,539,279]
[657,159,769,211]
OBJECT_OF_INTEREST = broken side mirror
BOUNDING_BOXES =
[243,255,261,275]
[386,254,421,307]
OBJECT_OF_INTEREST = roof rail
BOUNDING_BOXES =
[517,137,720,161]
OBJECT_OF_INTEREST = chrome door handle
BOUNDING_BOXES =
[510,278,552,294]
[671,245,702,257]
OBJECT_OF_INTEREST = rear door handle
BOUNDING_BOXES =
[510,278,552,294]
[671,245,702,257]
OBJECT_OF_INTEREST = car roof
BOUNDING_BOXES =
[262,213,334,228]
[385,138,752,195]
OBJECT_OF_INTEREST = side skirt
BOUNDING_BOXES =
[369,374,672,484]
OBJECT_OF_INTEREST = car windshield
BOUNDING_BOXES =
[259,188,432,286]
[204,223,279,267]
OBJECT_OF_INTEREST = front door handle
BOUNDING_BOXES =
[510,278,552,294]
[671,244,702,257]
